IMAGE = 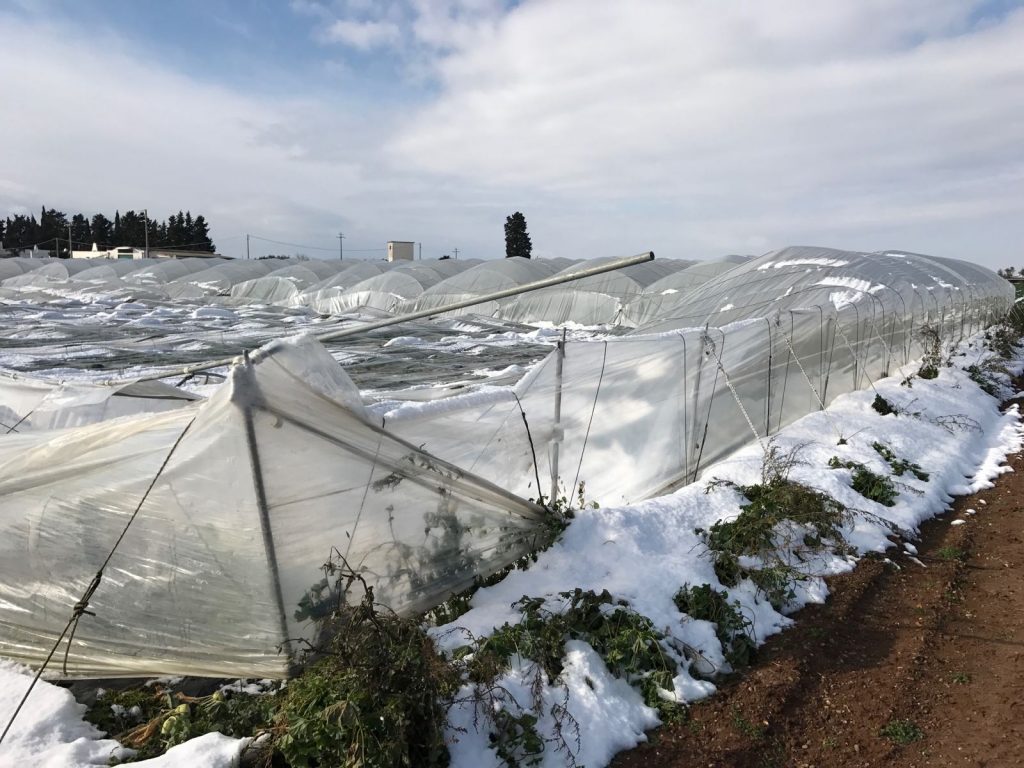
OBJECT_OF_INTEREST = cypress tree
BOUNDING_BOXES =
[504,212,532,259]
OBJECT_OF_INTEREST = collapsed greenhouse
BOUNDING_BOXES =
[0,246,1013,678]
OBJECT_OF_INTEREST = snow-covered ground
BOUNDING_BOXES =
[0,298,1020,766]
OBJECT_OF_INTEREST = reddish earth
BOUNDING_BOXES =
[614,410,1024,768]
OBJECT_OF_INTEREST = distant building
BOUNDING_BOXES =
[71,244,222,260]
[387,241,415,262]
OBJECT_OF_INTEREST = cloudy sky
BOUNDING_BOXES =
[0,0,1021,267]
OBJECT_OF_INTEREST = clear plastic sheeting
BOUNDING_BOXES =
[1,259,97,289]
[386,248,1012,505]
[0,371,198,434]
[0,337,546,678]
[123,258,224,286]
[494,257,689,327]
[623,257,749,327]
[230,263,348,305]
[296,261,398,311]
[636,246,1008,333]
[0,258,51,282]
[165,260,278,299]
[408,258,568,317]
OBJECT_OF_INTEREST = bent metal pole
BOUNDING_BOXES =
[128,251,655,383]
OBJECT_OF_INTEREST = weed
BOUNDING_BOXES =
[86,685,277,763]
[469,589,685,722]
[730,706,767,741]
[872,394,897,416]
[989,324,1020,359]
[747,565,799,611]
[275,584,458,768]
[872,442,929,481]
[880,718,923,745]
[828,457,898,506]
[935,546,967,562]
[674,584,757,670]
[950,672,971,685]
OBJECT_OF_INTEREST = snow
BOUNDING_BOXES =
[757,257,850,270]
[0,661,247,767]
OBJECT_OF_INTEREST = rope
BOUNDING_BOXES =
[775,318,844,442]
[512,393,546,506]
[0,415,197,747]
[834,320,883,398]
[702,333,767,455]
[571,342,608,497]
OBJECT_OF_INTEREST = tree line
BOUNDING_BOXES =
[1,206,216,256]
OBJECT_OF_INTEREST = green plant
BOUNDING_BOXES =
[872,442,929,481]
[747,565,799,611]
[828,457,898,506]
[950,671,971,684]
[490,709,545,767]
[730,705,767,741]
[275,584,458,768]
[674,584,756,670]
[469,589,685,722]
[880,718,923,745]
[85,685,278,763]
[936,546,967,562]
[872,394,897,416]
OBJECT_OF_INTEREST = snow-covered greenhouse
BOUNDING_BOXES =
[0,245,1013,679]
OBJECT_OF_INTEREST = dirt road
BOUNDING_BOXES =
[614,426,1024,767]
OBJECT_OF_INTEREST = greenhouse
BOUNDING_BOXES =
[494,256,688,326]
[408,257,568,317]
[164,260,278,299]
[0,246,1013,679]
[622,255,749,327]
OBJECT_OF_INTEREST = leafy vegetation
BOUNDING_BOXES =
[469,588,685,722]
[674,584,756,670]
[880,718,923,745]
[872,394,897,415]
[827,457,898,506]
[871,442,929,481]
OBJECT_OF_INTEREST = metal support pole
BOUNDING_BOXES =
[549,328,566,502]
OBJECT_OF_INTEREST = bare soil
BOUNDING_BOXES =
[613,410,1024,768]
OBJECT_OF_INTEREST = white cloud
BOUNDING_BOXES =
[388,0,1024,264]
[2,2,1023,269]
[322,18,402,49]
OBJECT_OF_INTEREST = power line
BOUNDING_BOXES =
[247,234,384,253]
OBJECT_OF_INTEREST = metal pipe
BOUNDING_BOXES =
[549,328,566,502]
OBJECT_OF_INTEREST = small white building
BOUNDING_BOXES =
[387,241,415,262]
[71,244,222,260]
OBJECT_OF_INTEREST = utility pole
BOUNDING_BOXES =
[67,223,73,258]
[144,208,150,259]
[418,242,422,260]
[338,231,345,260]
[453,247,459,260]
[246,234,250,260]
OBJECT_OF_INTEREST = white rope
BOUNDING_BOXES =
[702,333,767,455]
[775,318,844,443]
[834,320,883,398]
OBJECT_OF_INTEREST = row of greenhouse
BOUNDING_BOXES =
[0,253,749,327]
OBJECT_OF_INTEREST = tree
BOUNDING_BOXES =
[39,207,69,256]
[91,213,113,246]
[504,211,532,259]
[190,214,215,252]
[69,214,91,252]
